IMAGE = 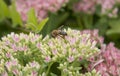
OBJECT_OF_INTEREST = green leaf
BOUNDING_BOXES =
[50,73,58,76]
[108,19,120,29]
[94,21,108,35]
[106,19,120,40]
[37,18,49,32]
[0,0,10,20]
[10,1,22,26]
[82,13,93,29]
[26,8,48,33]
[106,28,120,40]
[27,8,38,31]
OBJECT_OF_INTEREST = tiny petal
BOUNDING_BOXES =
[67,56,74,63]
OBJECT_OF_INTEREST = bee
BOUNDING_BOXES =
[51,25,67,38]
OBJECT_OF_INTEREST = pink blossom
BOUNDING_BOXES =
[36,43,41,49]
[73,0,119,17]
[6,52,12,58]
[45,56,51,62]
[18,46,28,51]
[73,0,96,14]
[1,71,8,76]
[88,56,95,62]
[48,41,54,47]
[5,60,18,70]
[52,49,58,55]
[12,69,19,75]
[31,71,38,76]
[81,29,104,45]
[16,0,69,22]
[69,37,76,45]
[30,35,39,43]
[79,56,83,61]
[5,61,11,70]
[30,61,37,68]
[95,63,108,74]
[90,42,120,76]
[5,40,11,45]
[12,35,20,43]
[67,56,74,62]
[81,37,88,45]
[71,48,76,52]
[11,43,18,51]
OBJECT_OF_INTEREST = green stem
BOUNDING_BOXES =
[76,16,83,30]
[61,70,67,76]
[61,71,64,76]
[46,62,53,76]
[83,14,93,29]
[89,14,93,29]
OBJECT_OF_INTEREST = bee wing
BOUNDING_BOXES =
[58,25,64,30]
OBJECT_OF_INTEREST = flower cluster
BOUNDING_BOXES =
[73,0,119,17]
[89,43,120,76]
[76,28,120,76]
[16,0,69,22]
[81,29,104,46]
[73,0,96,14]
[97,0,118,17]
[0,28,100,76]
[83,29,120,76]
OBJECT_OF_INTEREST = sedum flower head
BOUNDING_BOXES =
[0,28,100,75]
[15,0,69,22]
[73,0,96,14]
[81,29,104,46]
[80,29,120,76]
[89,43,120,76]
[73,0,119,17]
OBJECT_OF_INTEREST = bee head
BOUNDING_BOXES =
[59,31,67,36]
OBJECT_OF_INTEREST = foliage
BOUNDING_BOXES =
[0,0,10,21]
[26,8,49,33]
[9,1,22,27]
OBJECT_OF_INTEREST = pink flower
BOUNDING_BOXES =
[45,56,51,62]
[18,46,28,51]
[31,71,38,76]
[5,61,11,70]
[109,64,118,76]
[52,49,58,55]
[1,71,8,76]
[16,0,69,22]
[67,56,74,62]
[81,29,104,45]
[89,56,95,62]
[73,0,96,14]
[90,42,120,76]
[5,40,11,45]
[11,43,18,51]
[36,43,41,49]
[95,63,108,75]
[30,61,38,68]
[79,56,83,61]
[73,0,119,17]
[6,52,12,58]
[12,35,20,43]
[12,69,19,75]
[5,60,18,70]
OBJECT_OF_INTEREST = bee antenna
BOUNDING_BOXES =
[58,25,64,30]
